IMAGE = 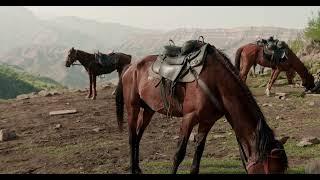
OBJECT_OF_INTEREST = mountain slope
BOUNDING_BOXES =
[0,64,64,99]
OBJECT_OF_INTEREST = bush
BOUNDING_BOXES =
[288,35,304,54]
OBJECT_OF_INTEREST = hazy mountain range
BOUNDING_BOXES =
[0,7,301,89]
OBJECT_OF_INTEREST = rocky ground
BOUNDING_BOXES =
[0,76,320,174]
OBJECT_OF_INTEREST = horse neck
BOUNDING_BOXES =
[115,53,131,71]
[212,49,275,161]
[287,49,311,81]
[76,50,94,67]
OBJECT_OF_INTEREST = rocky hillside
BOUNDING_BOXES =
[116,27,301,62]
[0,7,301,89]
[0,63,64,99]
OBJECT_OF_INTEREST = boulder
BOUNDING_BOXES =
[0,129,17,141]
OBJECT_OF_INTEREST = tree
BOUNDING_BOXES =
[305,11,320,42]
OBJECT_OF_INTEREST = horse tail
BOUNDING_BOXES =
[235,46,244,71]
[115,64,130,132]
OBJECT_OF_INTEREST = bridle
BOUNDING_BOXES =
[67,49,81,66]
[237,137,285,174]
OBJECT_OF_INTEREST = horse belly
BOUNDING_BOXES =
[139,77,184,116]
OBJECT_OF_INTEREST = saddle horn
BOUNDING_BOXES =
[169,39,175,46]
[198,36,204,43]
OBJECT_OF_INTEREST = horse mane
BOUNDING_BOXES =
[211,45,286,166]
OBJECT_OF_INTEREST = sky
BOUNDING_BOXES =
[25,6,320,30]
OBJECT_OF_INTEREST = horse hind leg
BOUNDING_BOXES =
[127,105,140,174]
[172,112,198,174]
[134,104,155,174]
[86,73,93,99]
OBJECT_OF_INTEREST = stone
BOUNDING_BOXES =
[50,91,61,96]
[49,109,77,116]
[297,137,320,147]
[0,129,17,141]
[38,90,52,97]
[16,94,30,100]
[305,160,320,174]
[54,124,62,129]
[276,116,283,120]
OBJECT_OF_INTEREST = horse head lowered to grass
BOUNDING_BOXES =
[235,38,314,96]
[115,38,288,174]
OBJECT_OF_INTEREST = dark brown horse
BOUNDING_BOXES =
[235,43,314,96]
[65,47,131,99]
[115,42,288,174]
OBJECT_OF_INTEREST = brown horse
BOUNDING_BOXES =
[235,43,314,96]
[250,64,296,85]
[115,42,288,174]
[65,47,131,99]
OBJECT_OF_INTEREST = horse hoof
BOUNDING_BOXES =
[91,96,96,100]
[265,89,271,97]
[130,167,142,174]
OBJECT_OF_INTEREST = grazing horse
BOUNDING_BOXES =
[115,42,288,174]
[235,43,314,96]
[65,47,131,99]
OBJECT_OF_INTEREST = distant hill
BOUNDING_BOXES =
[0,7,302,89]
[0,64,64,99]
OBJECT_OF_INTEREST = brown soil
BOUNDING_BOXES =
[0,80,320,174]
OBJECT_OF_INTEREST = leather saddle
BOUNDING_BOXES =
[151,39,208,83]
[256,38,288,65]
[94,52,117,68]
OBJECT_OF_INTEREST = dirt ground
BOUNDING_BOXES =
[1,75,320,174]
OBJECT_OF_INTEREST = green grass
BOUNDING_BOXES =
[0,64,64,99]
[141,158,305,174]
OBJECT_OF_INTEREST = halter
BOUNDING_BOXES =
[237,137,285,174]
[68,49,81,66]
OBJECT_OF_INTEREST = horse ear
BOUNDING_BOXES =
[279,136,289,145]
[72,47,74,50]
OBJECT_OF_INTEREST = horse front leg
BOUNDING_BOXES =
[91,75,97,100]
[190,119,216,174]
[172,112,198,174]
[266,69,280,96]
[87,72,93,99]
